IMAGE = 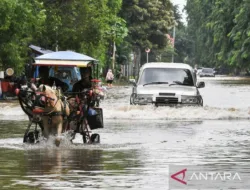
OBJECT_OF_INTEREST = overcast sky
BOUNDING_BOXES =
[170,0,187,23]
[171,0,186,9]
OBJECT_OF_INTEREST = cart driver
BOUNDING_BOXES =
[72,67,92,93]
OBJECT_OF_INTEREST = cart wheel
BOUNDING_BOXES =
[23,131,39,144]
[79,122,88,143]
[34,130,40,143]
[91,133,100,143]
[68,130,76,142]
[23,133,28,143]
[23,131,35,144]
[82,132,87,143]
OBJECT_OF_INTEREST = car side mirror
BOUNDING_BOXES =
[197,81,205,88]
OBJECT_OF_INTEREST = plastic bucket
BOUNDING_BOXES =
[1,81,9,92]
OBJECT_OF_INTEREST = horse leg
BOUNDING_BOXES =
[55,118,63,147]
[42,117,50,139]
[62,120,68,132]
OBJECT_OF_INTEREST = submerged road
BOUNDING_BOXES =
[0,76,250,189]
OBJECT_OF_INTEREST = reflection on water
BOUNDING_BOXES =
[0,77,250,189]
[26,149,104,174]
[0,120,250,189]
[0,146,146,189]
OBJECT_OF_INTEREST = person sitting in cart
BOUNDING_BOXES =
[70,67,92,130]
[70,67,104,134]
[72,67,106,104]
[72,67,92,93]
[71,66,93,111]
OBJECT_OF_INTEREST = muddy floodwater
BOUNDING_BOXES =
[1,76,250,189]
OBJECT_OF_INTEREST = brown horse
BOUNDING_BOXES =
[37,85,70,146]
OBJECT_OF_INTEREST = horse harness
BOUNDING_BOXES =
[33,92,68,124]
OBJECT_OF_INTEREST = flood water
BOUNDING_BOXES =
[0,76,250,189]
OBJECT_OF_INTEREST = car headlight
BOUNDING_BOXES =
[181,96,198,104]
[136,94,153,103]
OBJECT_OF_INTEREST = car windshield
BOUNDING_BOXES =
[138,68,194,86]
[202,68,214,73]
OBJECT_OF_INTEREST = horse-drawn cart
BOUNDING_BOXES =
[16,51,104,146]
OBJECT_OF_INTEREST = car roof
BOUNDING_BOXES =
[140,62,193,70]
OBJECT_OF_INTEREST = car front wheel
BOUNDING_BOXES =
[130,93,137,105]
[199,97,203,106]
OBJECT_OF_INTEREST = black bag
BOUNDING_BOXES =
[87,108,104,130]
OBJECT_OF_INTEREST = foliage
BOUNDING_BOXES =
[35,0,126,69]
[0,0,46,74]
[120,0,176,66]
[0,0,127,74]
[186,0,250,73]
[171,5,193,64]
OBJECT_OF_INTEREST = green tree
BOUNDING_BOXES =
[120,0,175,75]
[35,0,126,71]
[0,0,46,74]
[186,0,250,74]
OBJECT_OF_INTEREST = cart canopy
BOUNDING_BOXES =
[34,51,97,67]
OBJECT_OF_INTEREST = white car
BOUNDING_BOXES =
[199,68,215,77]
[130,62,205,106]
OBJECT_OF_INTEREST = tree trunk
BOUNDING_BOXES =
[133,46,141,79]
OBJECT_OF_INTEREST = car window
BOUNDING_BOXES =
[138,68,194,86]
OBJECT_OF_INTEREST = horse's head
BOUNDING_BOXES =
[37,85,58,108]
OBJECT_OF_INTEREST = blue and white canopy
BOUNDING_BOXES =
[34,51,97,67]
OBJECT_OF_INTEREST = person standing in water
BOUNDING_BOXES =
[105,69,114,88]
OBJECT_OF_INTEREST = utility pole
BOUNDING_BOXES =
[112,41,116,71]
[171,25,176,63]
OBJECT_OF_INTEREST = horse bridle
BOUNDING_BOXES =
[34,91,59,114]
